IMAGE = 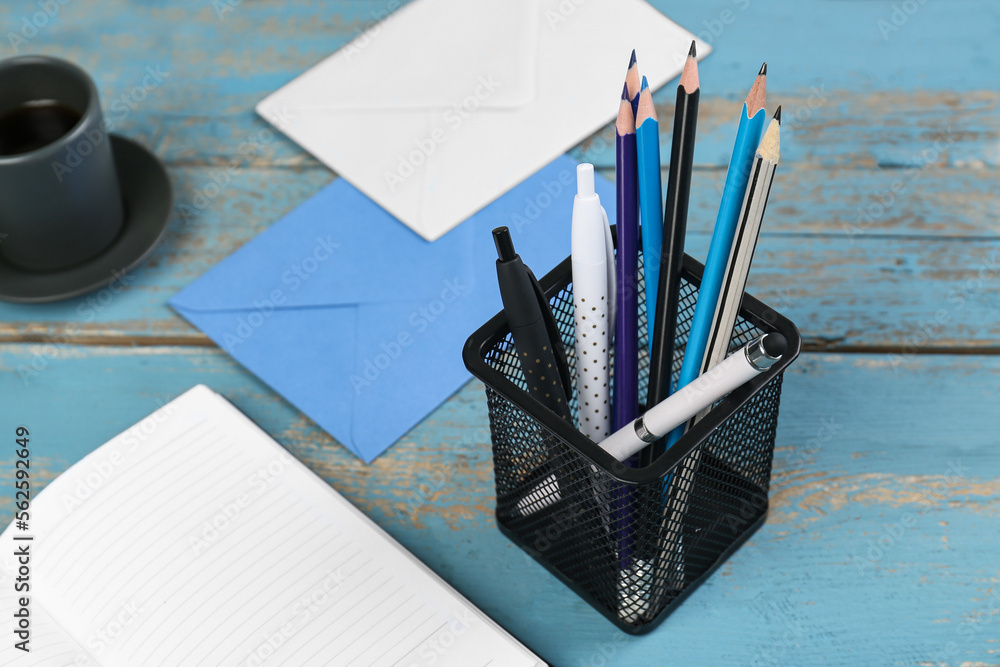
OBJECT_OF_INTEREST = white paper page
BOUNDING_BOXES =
[0,563,97,666]
[0,386,543,667]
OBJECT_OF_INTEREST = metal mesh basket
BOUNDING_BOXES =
[463,252,800,634]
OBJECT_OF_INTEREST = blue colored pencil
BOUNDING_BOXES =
[635,76,662,355]
[665,63,767,450]
[612,81,644,622]
[614,83,639,433]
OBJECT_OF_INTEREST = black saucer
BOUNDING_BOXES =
[0,135,172,304]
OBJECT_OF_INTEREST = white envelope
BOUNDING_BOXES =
[257,0,709,241]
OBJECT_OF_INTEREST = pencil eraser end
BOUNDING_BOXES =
[577,163,595,197]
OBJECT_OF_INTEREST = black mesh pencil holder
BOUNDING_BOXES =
[463,251,800,634]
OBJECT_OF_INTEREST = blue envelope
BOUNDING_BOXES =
[170,156,616,462]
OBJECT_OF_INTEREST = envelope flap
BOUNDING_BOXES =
[169,155,617,462]
[268,0,539,112]
[257,0,708,242]
[170,178,476,312]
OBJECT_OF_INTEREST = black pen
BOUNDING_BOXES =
[493,226,572,421]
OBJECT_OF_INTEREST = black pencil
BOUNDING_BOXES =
[643,41,701,464]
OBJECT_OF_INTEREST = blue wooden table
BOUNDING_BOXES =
[2,1,999,665]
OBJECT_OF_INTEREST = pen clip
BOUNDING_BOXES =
[601,206,617,329]
[526,265,573,401]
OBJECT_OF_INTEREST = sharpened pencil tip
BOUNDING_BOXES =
[636,80,656,125]
[688,40,697,58]
[746,63,767,116]
[629,49,637,68]
[774,105,782,123]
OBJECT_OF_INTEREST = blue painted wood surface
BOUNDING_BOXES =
[0,1,998,665]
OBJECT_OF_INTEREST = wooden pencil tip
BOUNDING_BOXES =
[745,65,767,116]
[616,96,635,134]
[637,83,657,126]
[688,40,697,58]
[640,75,649,92]
[625,51,641,100]
[680,51,700,93]
[758,113,781,162]
[774,105,782,124]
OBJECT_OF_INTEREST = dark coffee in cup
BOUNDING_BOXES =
[0,101,83,157]
[0,56,125,272]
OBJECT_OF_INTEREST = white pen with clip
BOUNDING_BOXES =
[572,163,616,442]
[514,164,615,517]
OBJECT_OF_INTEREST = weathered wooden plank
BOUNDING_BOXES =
[73,90,1000,171]
[0,345,997,665]
[56,89,997,171]
[3,1,998,168]
[3,165,1000,353]
[9,0,999,95]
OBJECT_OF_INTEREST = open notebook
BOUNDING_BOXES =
[0,385,544,666]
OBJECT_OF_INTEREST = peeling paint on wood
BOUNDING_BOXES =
[2,0,1000,664]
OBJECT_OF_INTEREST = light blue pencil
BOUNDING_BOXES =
[665,63,767,449]
[636,76,663,355]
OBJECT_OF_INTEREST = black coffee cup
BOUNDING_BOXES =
[0,56,124,272]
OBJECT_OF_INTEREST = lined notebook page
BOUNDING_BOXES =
[0,385,543,666]
[0,566,95,665]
